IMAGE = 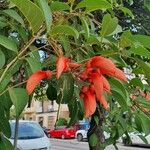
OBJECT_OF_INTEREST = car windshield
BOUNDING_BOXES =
[10,122,44,139]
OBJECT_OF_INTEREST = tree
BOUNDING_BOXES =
[0,0,150,150]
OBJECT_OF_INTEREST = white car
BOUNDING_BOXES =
[122,132,150,146]
[9,120,52,150]
[76,129,110,142]
[76,129,88,141]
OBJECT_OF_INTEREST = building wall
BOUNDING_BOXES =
[23,99,69,129]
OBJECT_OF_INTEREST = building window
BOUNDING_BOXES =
[48,116,55,129]
[48,101,54,112]
[38,117,44,127]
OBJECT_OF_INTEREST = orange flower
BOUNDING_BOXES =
[26,70,53,95]
[82,90,96,118]
[81,86,88,93]
[56,56,70,79]
[146,92,150,101]
[79,71,88,80]
[79,56,127,117]
[101,76,111,93]
[90,56,116,74]
[97,95,109,110]
[90,72,103,100]
[108,68,127,81]
[69,62,81,69]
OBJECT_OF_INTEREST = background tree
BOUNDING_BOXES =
[0,0,150,150]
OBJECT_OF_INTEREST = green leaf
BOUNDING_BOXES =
[0,60,23,93]
[51,1,70,12]
[0,35,18,52]
[68,99,78,127]
[138,135,148,144]
[76,0,112,12]
[118,117,127,132]
[132,35,150,49]
[17,26,29,42]
[77,100,84,120]
[129,78,144,90]
[136,59,150,84]
[9,88,29,117]
[59,36,71,53]
[120,7,134,19]
[129,46,150,58]
[119,31,132,48]
[80,17,90,39]
[136,98,150,109]
[101,14,118,37]
[110,78,128,101]
[29,46,40,61]
[112,90,128,111]
[11,0,44,34]
[139,112,150,135]
[0,92,13,113]
[109,25,122,36]
[37,0,52,33]
[135,114,143,132]
[3,9,25,27]
[89,133,98,147]
[0,49,5,69]
[0,103,11,137]
[0,17,8,29]
[51,25,79,39]
[0,135,13,150]
[46,84,57,100]
[57,74,74,104]
[144,0,150,11]
[26,57,41,73]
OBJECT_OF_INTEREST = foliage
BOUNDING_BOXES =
[55,118,68,126]
[0,0,150,149]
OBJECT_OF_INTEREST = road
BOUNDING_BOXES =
[50,138,149,150]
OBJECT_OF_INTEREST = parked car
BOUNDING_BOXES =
[9,120,52,150]
[76,129,88,141]
[122,132,150,146]
[48,126,76,139]
[76,129,110,142]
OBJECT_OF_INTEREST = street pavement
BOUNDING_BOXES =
[50,138,149,150]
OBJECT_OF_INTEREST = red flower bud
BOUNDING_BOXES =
[146,92,150,101]
[101,76,111,93]
[109,68,127,81]
[69,62,81,69]
[81,86,88,93]
[97,95,109,110]
[90,72,103,100]
[90,56,116,74]
[26,70,52,95]
[56,56,70,79]
[83,90,96,118]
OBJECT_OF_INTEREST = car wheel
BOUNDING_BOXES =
[123,138,131,145]
[77,134,83,142]
[61,135,65,139]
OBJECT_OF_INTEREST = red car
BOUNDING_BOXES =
[48,126,76,139]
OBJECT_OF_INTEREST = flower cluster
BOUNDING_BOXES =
[26,55,127,118]
[78,56,127,117]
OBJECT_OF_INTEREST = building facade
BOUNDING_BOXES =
[23,99,69,129]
